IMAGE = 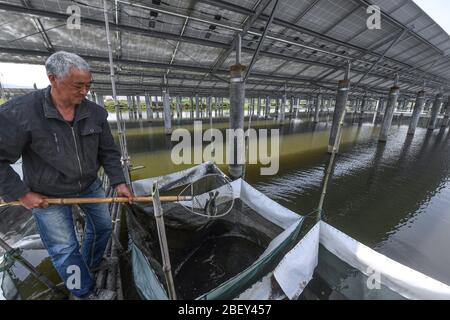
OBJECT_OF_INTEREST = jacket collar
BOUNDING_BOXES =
[43,86,91,123]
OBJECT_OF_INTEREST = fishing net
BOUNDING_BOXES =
[126,162,304,300]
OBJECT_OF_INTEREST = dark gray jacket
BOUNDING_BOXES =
[0,86,126,202]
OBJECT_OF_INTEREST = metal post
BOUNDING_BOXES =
[151,182,177,300]
[407,90,425,135]
[428,93,443,130]
[379,74,400,143]
[103,0,131,186]
[163,91,172,135]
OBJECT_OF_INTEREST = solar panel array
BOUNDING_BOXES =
[0,0,449,99]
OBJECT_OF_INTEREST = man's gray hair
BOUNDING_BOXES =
[45,51,90,78]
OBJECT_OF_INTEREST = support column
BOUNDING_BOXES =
[153,96,159,118]
[265,96,270,119]
[163,91,172,134]
[328,79,350,153]
[441,96,450,128]
[207,96,212,119]
[229,63,246,179]
[189,97,194,118]
[145,93,153,120]
[289,97,294,118]
[132,96,137,119]
[376,97,385,119]
[195,94,199,119]
[96,94,104,107]
[314,92,322,123]
[136,96,142,119]
[278,93,286,121]
[359,95,367,121]
[127,96,133,120]
[379,76,400,143]
[176,96,182,119]
[407,90,425,135]
[428,93,443,130]
[257,97,262,117]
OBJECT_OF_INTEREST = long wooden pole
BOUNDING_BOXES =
[0,196,191,207]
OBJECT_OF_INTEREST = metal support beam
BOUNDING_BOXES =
[244,0,280,82]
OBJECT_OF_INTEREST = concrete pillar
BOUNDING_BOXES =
[289,97,294,117]
[359,96,367,121]
[176,96,182,119]
[195,94,199,119]
[265,96,270,119]
[376,97,386,118]
[163,91,172,134]
[441,96,450,128]
[207,96,212,119]
[131,96,137,119]
[314,93,322,123]
[136,96,142,119]
[189,97,194,118]
[256,98,262,117]
[153,96,159,118]
[428,94,443,130]
[127,96,133,120]
[214,97,219,118]
[145,93,153,120]
[407,91,425,135]
[96,94,104,107]
[328,79,350,153]
[379,85,400,142]
[229,63,246,179]
[278,93,286,121]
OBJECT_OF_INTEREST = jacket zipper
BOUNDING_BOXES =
[69,124,83,193]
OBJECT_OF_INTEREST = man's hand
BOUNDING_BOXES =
[115,183,134,203]
[19,192,49,210]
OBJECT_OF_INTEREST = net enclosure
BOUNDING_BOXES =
[125,162,450,300]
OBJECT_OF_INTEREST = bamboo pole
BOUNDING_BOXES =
[0,196,191,207]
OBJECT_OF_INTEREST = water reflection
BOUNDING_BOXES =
[2,115,450,299]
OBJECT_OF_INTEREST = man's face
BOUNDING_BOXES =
[49,68,92,106]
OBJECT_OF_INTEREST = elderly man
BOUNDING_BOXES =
[0,51,133,300]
